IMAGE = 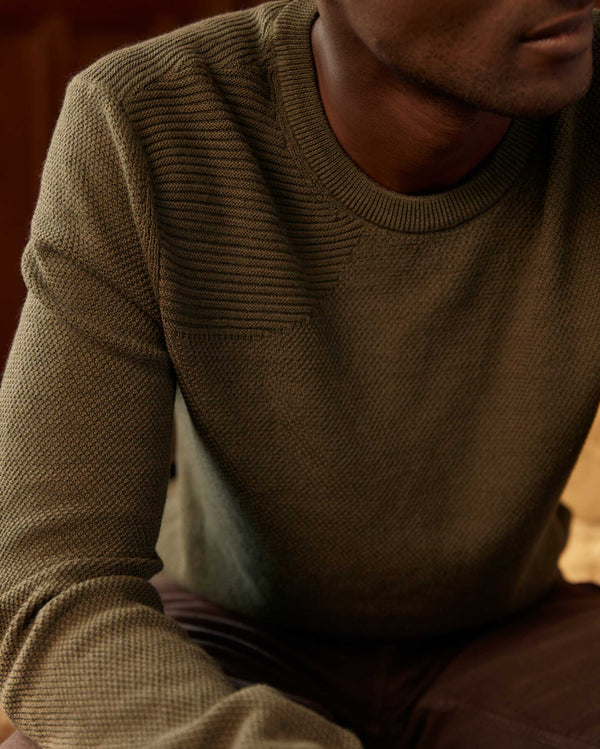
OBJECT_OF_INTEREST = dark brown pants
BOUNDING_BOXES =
[5,571,600,748]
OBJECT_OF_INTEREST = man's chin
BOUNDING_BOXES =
[486,80,594,119]
[505,63,594,118]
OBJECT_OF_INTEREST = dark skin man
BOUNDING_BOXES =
[3,1,600,746]
[311,0,594,194]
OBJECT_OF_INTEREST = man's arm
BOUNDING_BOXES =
[0,75,361,748]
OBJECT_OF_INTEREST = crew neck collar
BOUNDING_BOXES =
[271,0,543,233]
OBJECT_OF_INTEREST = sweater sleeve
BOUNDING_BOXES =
[0,76,362,748]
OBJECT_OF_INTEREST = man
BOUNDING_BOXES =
[1,0,600,746]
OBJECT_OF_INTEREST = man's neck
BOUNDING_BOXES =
[310,14,512,196]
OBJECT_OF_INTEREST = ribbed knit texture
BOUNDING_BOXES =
[2,0,600,745]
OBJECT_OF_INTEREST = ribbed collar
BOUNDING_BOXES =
[271,0,543,233]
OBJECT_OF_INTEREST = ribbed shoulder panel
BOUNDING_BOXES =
[124,53,362,334]
[94,0,363,336]
[76,0,289,102]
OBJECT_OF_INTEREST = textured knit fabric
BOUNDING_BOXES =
[2,0,600,745]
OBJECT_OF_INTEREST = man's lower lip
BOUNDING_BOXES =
[521,21,593,58]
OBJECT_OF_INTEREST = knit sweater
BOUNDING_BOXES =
[2,0,600,745]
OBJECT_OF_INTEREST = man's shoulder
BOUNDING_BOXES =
[73,0,290,107]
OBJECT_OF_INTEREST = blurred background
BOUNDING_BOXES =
[0,0,599,585]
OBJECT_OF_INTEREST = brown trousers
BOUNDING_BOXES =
[4,571,600,748]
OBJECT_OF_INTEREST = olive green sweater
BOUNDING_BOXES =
[2,0,600,745]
